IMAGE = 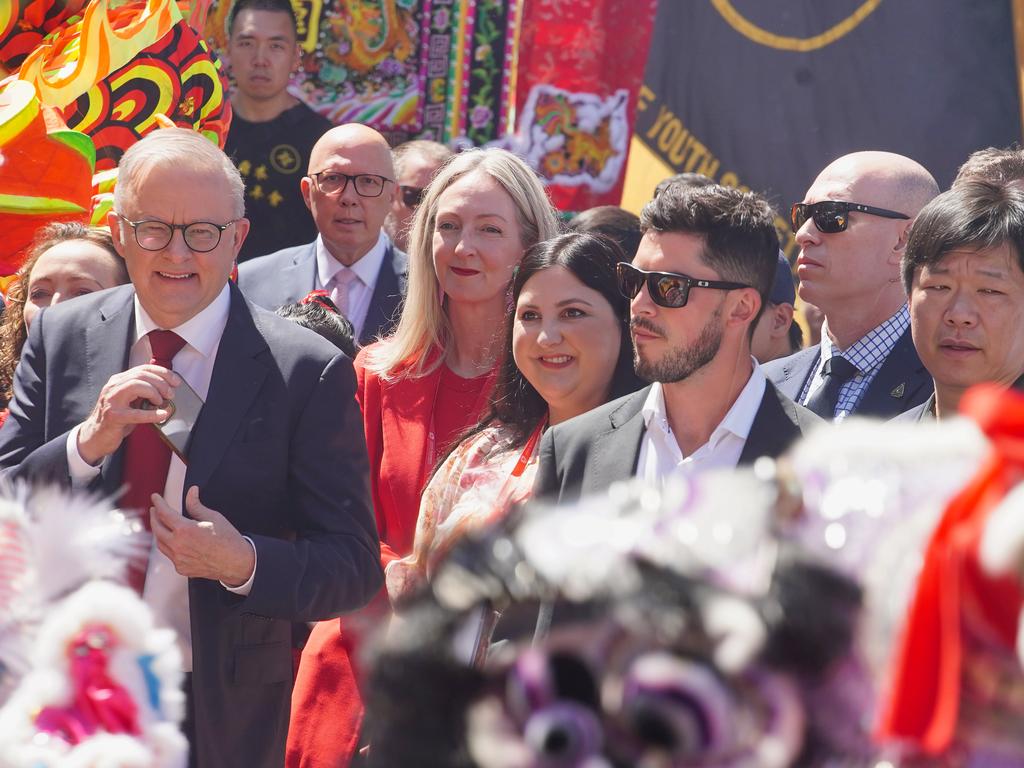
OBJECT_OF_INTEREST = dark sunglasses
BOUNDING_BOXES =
[790,200,909,234]
[616,262,751,309]
[400,185,425,208]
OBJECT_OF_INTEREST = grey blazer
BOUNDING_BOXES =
[236,238,408,345]
[0,283,383,767]
[534,381,820,504]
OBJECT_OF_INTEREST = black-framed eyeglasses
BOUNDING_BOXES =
[309,171,393,197]
[115,213,238,253]
[399,185,425,208]
[790,200,909,234]
[616,261,751,309]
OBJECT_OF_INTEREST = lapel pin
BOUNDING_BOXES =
[890,383,906,399]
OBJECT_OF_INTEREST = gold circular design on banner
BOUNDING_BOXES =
[711,0,882,52]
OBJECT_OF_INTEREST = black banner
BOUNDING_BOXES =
[627,0,1022,258]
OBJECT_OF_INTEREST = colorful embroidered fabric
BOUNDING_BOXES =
[204,0,518,144]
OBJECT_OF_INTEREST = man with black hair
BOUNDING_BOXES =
[751,251,802,363]
[225,0,331,261]
[535,184,818,503]
[901,180,1024,420]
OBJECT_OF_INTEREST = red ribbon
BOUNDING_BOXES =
[300,289,339,313]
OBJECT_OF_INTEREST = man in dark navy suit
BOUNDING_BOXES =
[238,123,407,346]
[764,151,939,420]
[0,129,382,766]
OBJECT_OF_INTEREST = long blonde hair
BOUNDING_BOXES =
[366,148,560,379]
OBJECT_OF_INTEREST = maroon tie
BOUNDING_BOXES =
[121,330,186,592]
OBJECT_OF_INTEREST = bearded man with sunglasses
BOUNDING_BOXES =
[238,123,408,345]
[0,129,382,766]
[535,184,819,503]
[764,151,938,420]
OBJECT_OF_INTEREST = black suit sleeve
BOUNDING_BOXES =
[241,352,383,621]
[0,308,75,485]
[533,428,562,503]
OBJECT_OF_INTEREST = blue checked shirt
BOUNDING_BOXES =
[799,305,910,421]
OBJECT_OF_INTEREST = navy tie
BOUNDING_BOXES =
[805,355,858,418]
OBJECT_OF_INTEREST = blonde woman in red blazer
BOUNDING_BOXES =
[288,147,560,767]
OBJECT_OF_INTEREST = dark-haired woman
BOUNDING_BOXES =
[387,231,642,603]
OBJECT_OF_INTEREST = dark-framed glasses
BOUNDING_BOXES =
[399,185,425,208]
[616,261,751,309]
[309,171,393,197]
[790,200,909,234]
[115,213,237,253]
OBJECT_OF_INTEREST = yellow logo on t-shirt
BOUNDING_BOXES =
[270,145,302,174]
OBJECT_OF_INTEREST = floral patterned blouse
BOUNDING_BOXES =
[386,421,541,604]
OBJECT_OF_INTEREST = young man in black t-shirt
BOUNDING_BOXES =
[224,0,331,262]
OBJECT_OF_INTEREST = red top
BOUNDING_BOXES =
[355,344,495,565]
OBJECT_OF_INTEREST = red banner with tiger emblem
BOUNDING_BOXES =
[511,0,657,212]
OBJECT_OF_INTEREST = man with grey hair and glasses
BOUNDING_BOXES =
[0,128,382,767]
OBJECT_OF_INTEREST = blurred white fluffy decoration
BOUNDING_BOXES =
[0,486,186,768]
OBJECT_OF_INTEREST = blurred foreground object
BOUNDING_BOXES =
[0,486,186,767]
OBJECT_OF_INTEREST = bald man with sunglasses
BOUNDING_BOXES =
[763,151,939,420]
[535,184,819,504]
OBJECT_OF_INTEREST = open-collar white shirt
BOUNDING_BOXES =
[65,284,254,671]
[636,360,767,488]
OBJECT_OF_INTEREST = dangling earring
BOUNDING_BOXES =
[506,265,519,313]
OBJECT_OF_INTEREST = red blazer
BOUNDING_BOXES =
[287,346,492,768]
[356,345,448,564]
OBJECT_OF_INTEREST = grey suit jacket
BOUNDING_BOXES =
[534,381,820,504]
[763,327,931,419]
[0,283,383,767]
[892,394,936,423]
[236,238,408,345]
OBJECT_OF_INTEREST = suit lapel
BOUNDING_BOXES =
[739,383,805,465]
[359,244,406,345]
[857,329,930,417]
[379,356,443,500]
[776,347,819,401]
[88,288,136,494]
[184,286,269,494]
[278,243,318,306]
[582,389,647,494]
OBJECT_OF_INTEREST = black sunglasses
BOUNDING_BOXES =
[790,200,909,234]
[616,261,751,309]
[400,185,425,208]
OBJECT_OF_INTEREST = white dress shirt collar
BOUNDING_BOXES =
[133,282,231,358]
[315,231,389,290]
[638,361,767,482]
[642,363,766,443]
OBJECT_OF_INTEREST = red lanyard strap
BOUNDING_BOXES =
[511,418,547,478]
